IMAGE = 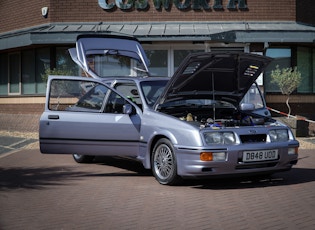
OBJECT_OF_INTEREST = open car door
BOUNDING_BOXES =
[39,76,141,157]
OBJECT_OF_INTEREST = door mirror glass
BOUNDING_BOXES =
[123,104,133,115]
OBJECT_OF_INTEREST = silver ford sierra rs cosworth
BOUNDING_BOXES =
[39,34,299,185]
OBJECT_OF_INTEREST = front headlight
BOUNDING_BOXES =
[268,129,289,142]
[204,132,236,145]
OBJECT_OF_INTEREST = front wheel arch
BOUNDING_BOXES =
[151,138,182,185]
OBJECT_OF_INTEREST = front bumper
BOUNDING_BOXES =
[175,142,299,178]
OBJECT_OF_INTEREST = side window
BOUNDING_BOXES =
[104,91,127,114]
[75,84,107,110]
[49,79,108,112]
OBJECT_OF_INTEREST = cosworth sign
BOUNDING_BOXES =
[98,0,248,11]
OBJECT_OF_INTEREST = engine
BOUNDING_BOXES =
[176,108,271,129]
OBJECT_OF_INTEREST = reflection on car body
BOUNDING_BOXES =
[39,34,299,185]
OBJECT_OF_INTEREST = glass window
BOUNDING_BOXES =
[56,47,78,73]
[145,50,168,77]
[9,53,20,94]
[144,44,204,77]
[1,47,80,96]
[36,48,50,94]
[41,47,80,84]
[49,79,108,112]
[264,48,291,93]
[104,91,127,114]
[140,80,168,107]
[241,83,264,109]
[113,82,143,110]
[297,47,315,93]
[87,52,148,78]
[0,53,8,95]
[266,49,291,58]
[75,84,108,111]
[174,50,201,72]
[22,50,36,94]
[92,55,131,76]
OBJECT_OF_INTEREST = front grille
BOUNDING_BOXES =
[240,134,266,143]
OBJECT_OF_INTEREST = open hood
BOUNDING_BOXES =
[69,34,150,79]
[157,52,272,107]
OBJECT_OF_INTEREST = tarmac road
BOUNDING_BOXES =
[1,147,315,230]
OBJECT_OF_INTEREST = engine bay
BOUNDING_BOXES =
[161,106,274,129]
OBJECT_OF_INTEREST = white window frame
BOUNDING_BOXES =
[143,43,205,77]
[143,42,248,77]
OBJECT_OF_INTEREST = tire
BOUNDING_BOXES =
[151,138,182,185]
[72,154,95,163]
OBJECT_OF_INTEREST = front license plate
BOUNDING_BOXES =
[242,149,278,162]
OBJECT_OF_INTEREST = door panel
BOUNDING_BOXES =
[39,77,140,156]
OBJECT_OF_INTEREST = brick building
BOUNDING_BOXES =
[0,0,315,119]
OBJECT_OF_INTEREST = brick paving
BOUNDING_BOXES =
[0,113,40,133]
[0,113,315,230]
[0,149,315,230]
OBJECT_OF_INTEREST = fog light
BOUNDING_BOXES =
[288,147,298,155]
[213,152,226,161]
[200,152,213,161]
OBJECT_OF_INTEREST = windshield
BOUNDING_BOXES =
[140,80,168,107]
[87,53,149,78]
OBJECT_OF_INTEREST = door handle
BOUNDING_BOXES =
[48,115,59,120]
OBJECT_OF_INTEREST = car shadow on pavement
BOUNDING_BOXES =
[1,154,314,190]
[0,156,154,191]
[85,156,315,189]
[0,166,89,190]
[92,156,152,177]
[2,165,314,190]
[186,168,315,190]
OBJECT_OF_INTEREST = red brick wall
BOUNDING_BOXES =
[0,0,51,33]
[50,0,297,22]
[1,0,297,34]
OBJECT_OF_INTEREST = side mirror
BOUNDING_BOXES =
[240,103,255,111]
[123,104,133,115]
